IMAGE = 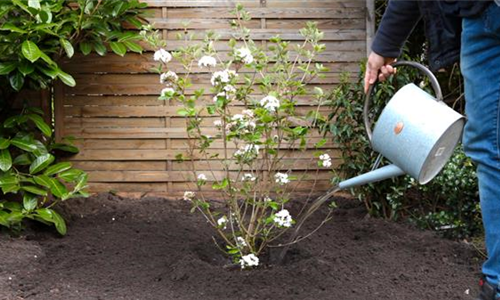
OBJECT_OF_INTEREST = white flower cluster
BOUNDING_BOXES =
[242,173,256,182]
[225,109,256,133]
[160,87,175,98]
[217,216,227,229]
[160,70,178,84]
[213,84,237,102]
[153,48,172,64]
[211,69,237,86]
[240,253,259,269]
[274,172,290,185]
[214,119,223,128]
[235,47,254,64]
[236,236,247,248]
[319,153,332,168]
[198,55,217,68]
[260,95,280,112]
[274,209,293,228]
[197,173,207,182]
[183,191,195,201]
[234,144,260,158]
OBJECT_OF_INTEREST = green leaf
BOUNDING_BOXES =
[74,173,88,192]
[29,153,54,174]
[0,62,17,75]
[79,42,92,55]
[123,41,142,53]
[9,72,24,91]
[49,178,68,199]
[109,42,127,56]
[3,201,22,212]
[60,39,74,58]
[44,162,72,176]
[51,210,66,235]
[0,138,10,150]
[35,208,54,224]
[13,154,32,165]
[0,174,19,186]
[0,211,9,227]
[315,138,327,148]
[57,69,76,87]
[23,194,38,211]
[0,23,28,34]
[0,149,12,172]
[22,41,42,63]
[51,143,79,154]
[39,51,56,66]
[27,114,52,137]
[19,60,35,76]
[58,169,83,182]
[93,41,107,56]
[34,175,52,188]
[11,138,37,152]
[22,185,47,196]
[2,184,20,194]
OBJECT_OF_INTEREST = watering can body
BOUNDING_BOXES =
[338,62,465,190]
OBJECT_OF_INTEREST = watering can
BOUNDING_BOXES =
[337,61,465,190]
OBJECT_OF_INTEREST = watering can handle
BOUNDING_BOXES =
[363,61,443,145]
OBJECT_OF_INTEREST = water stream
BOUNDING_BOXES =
[277,184,341,264]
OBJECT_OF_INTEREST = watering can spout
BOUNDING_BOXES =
[338,164,406,190]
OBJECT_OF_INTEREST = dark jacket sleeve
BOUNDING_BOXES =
[371,0,422,58]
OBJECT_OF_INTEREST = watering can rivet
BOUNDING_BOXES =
[394,122,404,135]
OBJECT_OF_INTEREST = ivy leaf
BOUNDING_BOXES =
[60,39,74,58]
[57,69,76,87]
[27,114,52,137]
[109,42,127,56]
[29,153,54,174]
[22,40,42,63]
[44,162,72,176]
[0,149,12,172]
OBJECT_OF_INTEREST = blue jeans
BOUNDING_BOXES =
[461,3,500,289]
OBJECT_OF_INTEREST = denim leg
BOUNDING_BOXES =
[461,4,500,287]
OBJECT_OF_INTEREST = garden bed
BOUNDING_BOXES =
[1,193,482,300]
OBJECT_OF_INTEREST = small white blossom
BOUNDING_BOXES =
[214,120,223,128]
[231,114,244,122]
[213,92,226,102]
[217,216,228,229]
[240,253,259,269]
[160,71,178,84]
[198,55,217,68]
[160,87,175,98]
[224,85,237,94]
[197,174,207,181]
[264,197,272,202]
[242,173,256,182]
[211,69,237,86]
[274,172,290,185]
[242,109,254,118]
[319,153,332,168]
[235,47,254,64]
[236,236,247,247]
[183,191,195,201]
[260,95,280,112]
[154,48,172,63]
[234,144,260,157]
[274,209,293,228]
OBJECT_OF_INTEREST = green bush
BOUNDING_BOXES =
[321,64,481,239]
[0,107,88,235]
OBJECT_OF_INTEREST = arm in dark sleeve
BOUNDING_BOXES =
[371,0,422,58]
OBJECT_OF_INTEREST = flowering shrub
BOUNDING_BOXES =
[146,5,335,268]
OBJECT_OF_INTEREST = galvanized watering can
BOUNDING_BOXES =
[338,61,465,190]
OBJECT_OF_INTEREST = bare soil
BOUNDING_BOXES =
[0,193,482,300]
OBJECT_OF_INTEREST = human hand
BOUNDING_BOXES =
[364,52,397,93]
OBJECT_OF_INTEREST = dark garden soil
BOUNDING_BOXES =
[0,193,483,300]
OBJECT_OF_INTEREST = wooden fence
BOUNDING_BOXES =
[56,0,373,197]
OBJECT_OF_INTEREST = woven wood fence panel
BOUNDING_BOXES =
[56,0,369,197]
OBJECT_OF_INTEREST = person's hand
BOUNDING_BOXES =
[364,52,397,93]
